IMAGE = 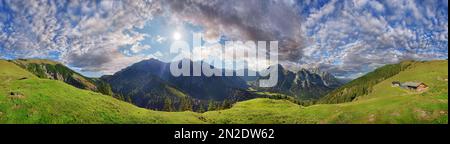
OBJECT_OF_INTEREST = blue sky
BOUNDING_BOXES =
[0,0,448,78]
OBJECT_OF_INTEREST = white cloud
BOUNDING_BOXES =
[154,35,167,43]
[130,43,151,53]
[300,0,448,78]
[369,1,385,12]
[0,0,447,78]
[0,0,161,74]
[305,0,337,28]
[353,0,369,8]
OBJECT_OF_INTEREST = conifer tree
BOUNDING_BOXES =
[207,100,216,111]
[163,97,174,112]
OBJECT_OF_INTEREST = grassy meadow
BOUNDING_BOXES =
[0,60,447,124]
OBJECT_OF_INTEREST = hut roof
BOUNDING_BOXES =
[401,82,423,87]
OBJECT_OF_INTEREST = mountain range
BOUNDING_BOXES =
[7,58,343,111]
[1,59,446,123]
[251,64,342,100]
[101,59,251,111]
[101,59,343,111]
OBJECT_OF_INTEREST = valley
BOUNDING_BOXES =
[0,59,447,124]
[94,59,339,111]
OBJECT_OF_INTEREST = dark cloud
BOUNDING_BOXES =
[163,0,305,62]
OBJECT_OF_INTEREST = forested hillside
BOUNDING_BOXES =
[319,61,415,104]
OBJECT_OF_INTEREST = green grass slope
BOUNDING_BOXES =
[1,60,447,124]
[0,60,203,124]
[204,60,448,124]
[12,59,113,96]
[319,61,414,104]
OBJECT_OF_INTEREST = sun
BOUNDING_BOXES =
[173,32,182,40]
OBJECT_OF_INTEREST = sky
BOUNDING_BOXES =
[0,0,448,79]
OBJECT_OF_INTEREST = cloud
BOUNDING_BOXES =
[154,35,167,43]
[0,0,447,79]
[130,43,151,54]
[0,0,161,74]
[305,0,337,28]
[368,1,385,12]
[295,0,448,78]
[163,0,305,61]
